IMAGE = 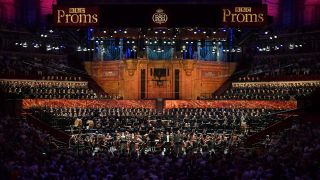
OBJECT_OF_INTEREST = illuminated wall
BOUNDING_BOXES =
[263,0,320,26]
[304,0,320,26]
[0,0,15,23]
[0,0,56,25]
[40,0,57,24]
[84,59,237,100]
[263,0,281,24]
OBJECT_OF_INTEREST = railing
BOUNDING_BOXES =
[22,111,70,143]
[244,109,300,146]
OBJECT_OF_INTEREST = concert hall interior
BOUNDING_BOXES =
[0,0,320,179]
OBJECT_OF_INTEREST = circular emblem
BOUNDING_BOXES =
[152,9,168,25]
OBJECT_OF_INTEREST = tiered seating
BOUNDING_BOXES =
[209,81,320,100]
[0,52,122,99]
[248,54,320,79]
[204,52,320,101]
[0,53,69,79]
[0,79,121,99]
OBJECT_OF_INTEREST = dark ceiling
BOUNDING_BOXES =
[57,0,262,5]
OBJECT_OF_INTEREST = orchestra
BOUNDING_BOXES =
[68,122,241,156]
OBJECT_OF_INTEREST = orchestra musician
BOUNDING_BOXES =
[148,129,156,152]
[73,118,83,133]
[134,132,143,155]
[187,133,194,153]
[208,135,216,155]
[173,130,182,156]
[119,132,127,154]
[86,119,94,131]
[128,133,135,155]
[74,118,82,127]
[103,133,113,151]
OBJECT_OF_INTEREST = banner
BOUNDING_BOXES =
[53,6,99,27]
[222,6,268,27]
[53,4,268,28]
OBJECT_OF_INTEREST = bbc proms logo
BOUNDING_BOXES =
[53,6,99,27]
[152,9,168,25]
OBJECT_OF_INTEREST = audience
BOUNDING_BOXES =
[205,81,320,100]
[0,79,122,100]
[1,114,319,179]
[238,55,320,82]
[0,54,69,78]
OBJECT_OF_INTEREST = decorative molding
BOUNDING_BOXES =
[180,59,197,76]
[125,60,138,76]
